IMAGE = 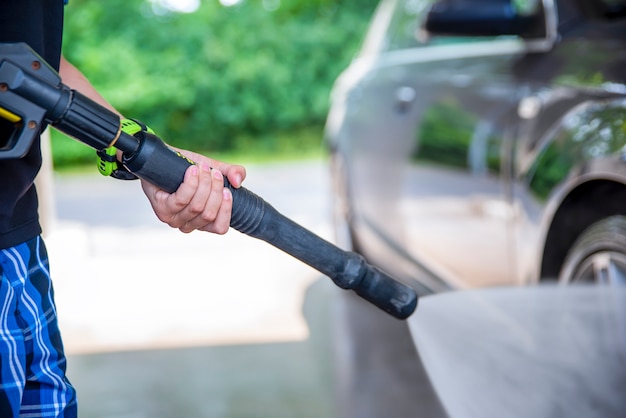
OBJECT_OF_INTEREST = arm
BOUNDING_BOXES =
[60,56,119,115]
[59,55,246,234]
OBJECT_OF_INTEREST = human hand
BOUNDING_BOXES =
[140,148,246,234]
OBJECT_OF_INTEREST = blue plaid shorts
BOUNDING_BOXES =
[0,236,77,417]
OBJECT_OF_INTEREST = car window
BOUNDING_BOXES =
[595,0,626,18]
[385,0,432,51]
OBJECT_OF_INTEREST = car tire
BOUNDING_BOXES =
[558,215,626,285]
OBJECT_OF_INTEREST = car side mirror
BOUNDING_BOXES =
[424,0,545,38]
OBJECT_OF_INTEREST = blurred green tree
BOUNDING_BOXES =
[54,0,378,166]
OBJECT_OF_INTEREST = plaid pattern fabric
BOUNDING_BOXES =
[0,237,77,417]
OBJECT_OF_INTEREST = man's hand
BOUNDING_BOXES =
[59,56,247,234]
[140,149,246,234]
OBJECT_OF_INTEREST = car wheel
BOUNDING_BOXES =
[558,215,626,285]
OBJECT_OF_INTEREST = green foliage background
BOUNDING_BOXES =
[52,0,379,166]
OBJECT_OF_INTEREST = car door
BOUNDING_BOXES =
[336,0,551,290]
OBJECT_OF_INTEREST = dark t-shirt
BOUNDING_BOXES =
[0,0,65,249]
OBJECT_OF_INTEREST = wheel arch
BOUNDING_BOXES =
[540,177,626,280]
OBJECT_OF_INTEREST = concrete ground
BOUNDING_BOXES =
[64,279,339,418]
[46,160,342,417]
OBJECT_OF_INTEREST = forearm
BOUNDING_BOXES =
[59,55,125,162]
[59,55,121,116]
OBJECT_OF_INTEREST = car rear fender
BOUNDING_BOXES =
[527,97,626,281]
[539,171,626,278]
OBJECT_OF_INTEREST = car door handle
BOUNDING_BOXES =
[518,95,542,119]
[395,86,416,112]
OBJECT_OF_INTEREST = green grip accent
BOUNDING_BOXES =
[96,118,154,177]
[120,118,155,136]
[97,146,117,176]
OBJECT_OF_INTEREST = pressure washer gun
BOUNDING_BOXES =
[0,42,417,319]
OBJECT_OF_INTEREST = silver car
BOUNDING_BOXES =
[325,0,626,416]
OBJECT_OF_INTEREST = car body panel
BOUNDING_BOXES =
[326,0,626,293]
